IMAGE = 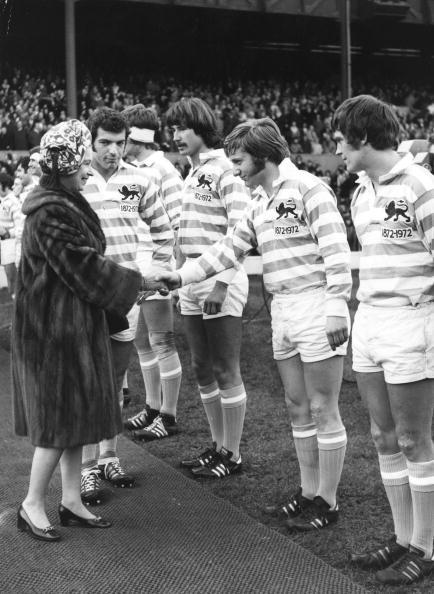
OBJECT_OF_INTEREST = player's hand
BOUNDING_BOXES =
[143,270,182,292]
[326,316,349,351]
[203,281,228,316]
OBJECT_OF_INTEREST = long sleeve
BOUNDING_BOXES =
[415,188,434,253]
[303,183,352,316]
[138,179,175,271]
[180,210,257,286]
[212,169,251,283]
[160,168,183,232]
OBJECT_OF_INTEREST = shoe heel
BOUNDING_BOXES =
[17,513,27,532]
[58,506,71,527]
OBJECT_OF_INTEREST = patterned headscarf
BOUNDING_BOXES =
[40,119,92,175]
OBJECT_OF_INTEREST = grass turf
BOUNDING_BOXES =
[1,278,432,593]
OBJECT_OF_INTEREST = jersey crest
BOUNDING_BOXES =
[196,174,214,192]
[276,199,298,220]
[384,199,411,223]
[118,184,141,200]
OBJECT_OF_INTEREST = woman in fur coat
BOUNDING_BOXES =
[13,120,143,541]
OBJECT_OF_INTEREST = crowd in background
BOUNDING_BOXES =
[4,64,434,253]
[1,67,434,153]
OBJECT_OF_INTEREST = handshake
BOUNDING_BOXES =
[137,270,182,304]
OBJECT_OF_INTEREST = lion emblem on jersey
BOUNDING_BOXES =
[384,199,410,222]
[119,185,141,200]
[276,199,298,219]
[197,174,213,191]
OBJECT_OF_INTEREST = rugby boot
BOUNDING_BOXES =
[98,457,135,488]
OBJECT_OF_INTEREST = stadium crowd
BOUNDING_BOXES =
[6,66,434,249]
[1,67,434,155]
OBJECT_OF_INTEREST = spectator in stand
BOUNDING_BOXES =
[0,125,11,150]
[321,132,337,154]
[13,120,29,151]
[1,69,434,151]
[27,122,44,149]
[290,137,303,155]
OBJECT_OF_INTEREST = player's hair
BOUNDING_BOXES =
[122,104,159,149]
[224,117,289,164]
[17,156,30,172]
[166,98,221,148]
[86,107,128,143]
[0,172,13,190]
[332,94,400,150]
[123,104,158,130]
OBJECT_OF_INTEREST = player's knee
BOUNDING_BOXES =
[397,432,424,461]
[309,401,330,427]
[190,356,212,384]
[370,425,397,453]
[212,363,241,389]
[149,330,177,360]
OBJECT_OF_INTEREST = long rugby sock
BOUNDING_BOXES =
[99,438,118,465]
[379,452,412,548]
[291,422,319,500]
[137,348,161,411]
[99,390,122,464]
[408,459,434,558]
[220,384,247,461]
[82,444,98,471]
[159,352,182,418]
[317,426,347,508]
[199,381,223,450]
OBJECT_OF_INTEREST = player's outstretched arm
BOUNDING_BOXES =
[143,270,182,292]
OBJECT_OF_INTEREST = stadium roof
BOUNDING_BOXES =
[115,0,434,24]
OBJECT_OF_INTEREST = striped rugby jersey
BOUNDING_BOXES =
[351,153,434,307]
[83,161,174,274]
[133,151,183,232]
[179,149,251,258]
[180,159,351,317]
[0,191,22,237]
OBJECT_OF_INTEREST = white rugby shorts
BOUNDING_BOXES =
[271,288,349,362]
[352,301,434,384]
[178,268,248,319]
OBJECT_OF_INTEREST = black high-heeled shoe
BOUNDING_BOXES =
[17,505,61,542]
[58,504,112,528]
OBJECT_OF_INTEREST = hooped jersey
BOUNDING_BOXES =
[133,151,183,232]
[180,159,351,318]
[351,153,434,307]
[83,161,174,274]
[178,149,251,259]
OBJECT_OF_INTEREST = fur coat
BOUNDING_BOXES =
[12,184,142,448]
